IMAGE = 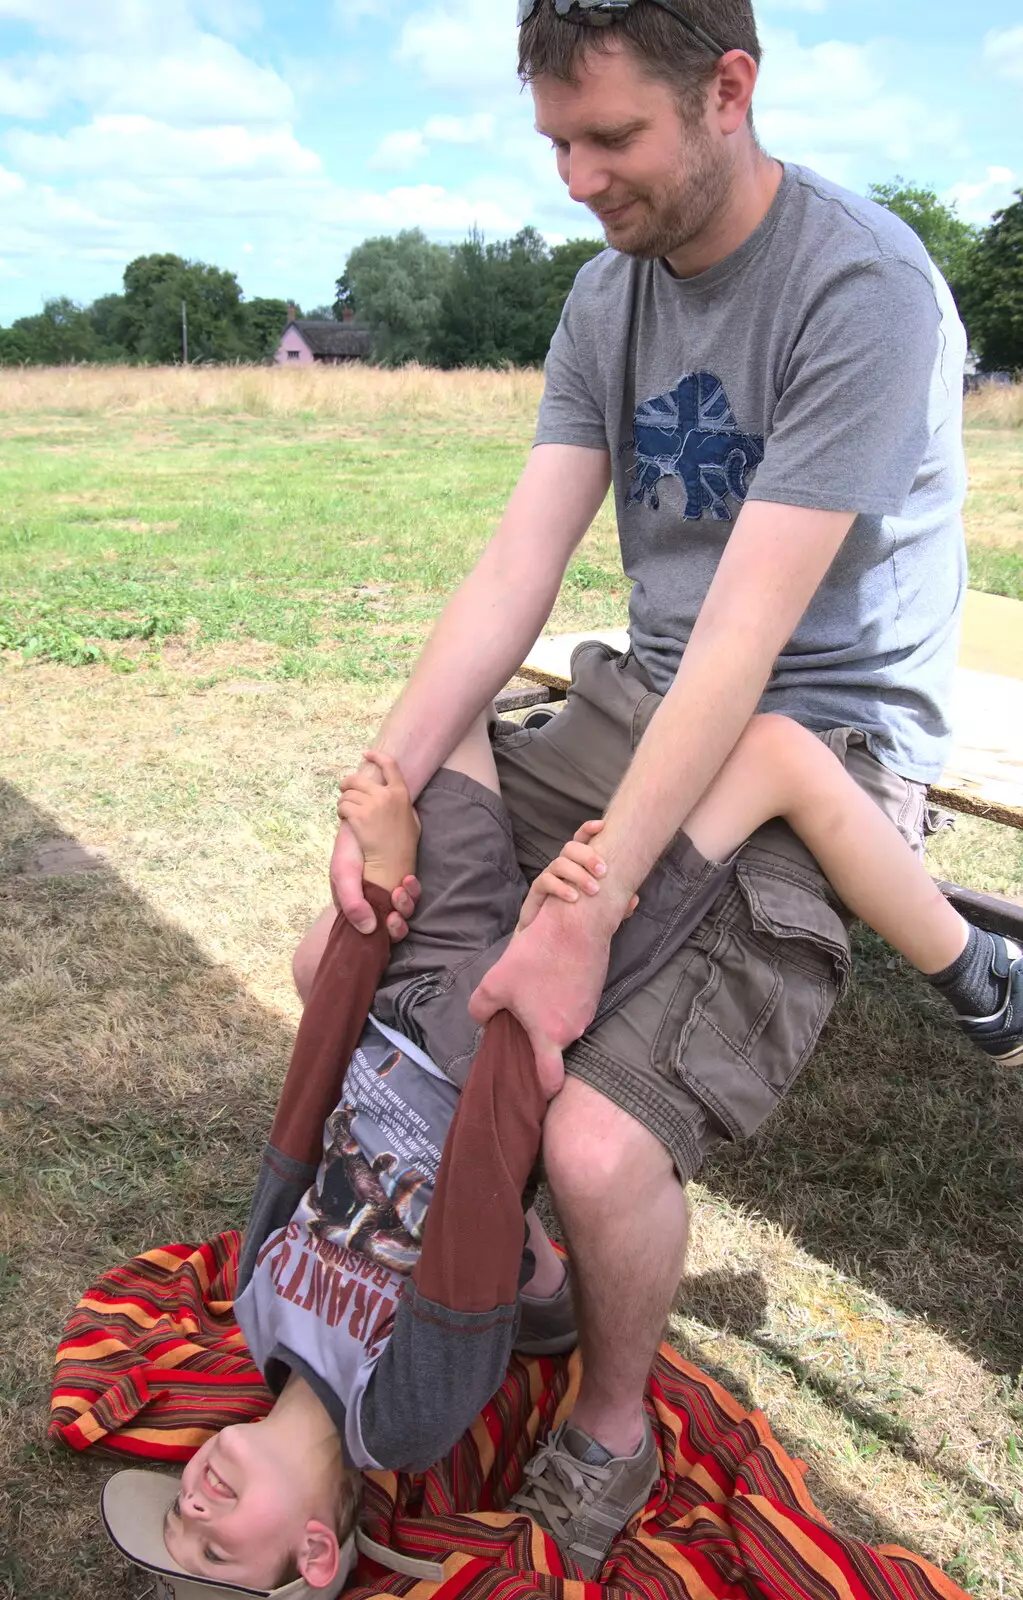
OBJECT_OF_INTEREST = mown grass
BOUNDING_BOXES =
[0,370,1019,672]
[2,369,1023,1600]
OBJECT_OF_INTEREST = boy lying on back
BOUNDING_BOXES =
[101,708,1021,1599]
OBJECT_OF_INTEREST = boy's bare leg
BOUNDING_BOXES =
[684,714,968,975]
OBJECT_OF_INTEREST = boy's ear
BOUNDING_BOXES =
[298,1521,341,1590]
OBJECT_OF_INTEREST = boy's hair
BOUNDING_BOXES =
[518,0,762,124]
[274,1470,363,1589]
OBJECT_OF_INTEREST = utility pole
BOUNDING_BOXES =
[181,299,189,365]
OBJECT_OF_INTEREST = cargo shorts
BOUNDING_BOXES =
[486,642,927,1184]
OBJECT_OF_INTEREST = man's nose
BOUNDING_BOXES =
[566,151,609,204]
[181,1489,210,1521]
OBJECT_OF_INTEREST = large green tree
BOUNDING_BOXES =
[339,229,451,365]
[242,296,291,360]
[122,253,248,363]
[430,228,606,369]
[0,297,97,365]
[868,178,979,299]
[544,237,606,324]
[956,190,1023,372]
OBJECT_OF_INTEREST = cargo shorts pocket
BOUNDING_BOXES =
[653,858,852,1144]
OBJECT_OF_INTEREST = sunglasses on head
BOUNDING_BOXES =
[516,0,727,58]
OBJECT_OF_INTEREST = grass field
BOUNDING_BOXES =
[2,368,1023,1600]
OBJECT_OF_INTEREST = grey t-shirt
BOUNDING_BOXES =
[536,163,968,782]
[234,1017,459,1469]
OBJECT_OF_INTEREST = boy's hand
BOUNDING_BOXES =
[517,820,639,934]
[338,752,421,895]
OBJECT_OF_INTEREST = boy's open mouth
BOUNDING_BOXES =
[202,1461,236,1501]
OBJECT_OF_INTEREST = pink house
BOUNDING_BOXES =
[274,305,373,366]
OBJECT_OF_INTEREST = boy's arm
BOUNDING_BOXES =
[239,758,420,1293]
[237,886,396,1292]
[358,1010,546,1472]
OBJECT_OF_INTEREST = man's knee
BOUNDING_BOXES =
[293,907,336,1003]
[543,1077,677,1207]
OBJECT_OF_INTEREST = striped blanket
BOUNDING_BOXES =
[51,1230,971,1600]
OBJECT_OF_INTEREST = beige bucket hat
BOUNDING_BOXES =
[102,1469,445,1600]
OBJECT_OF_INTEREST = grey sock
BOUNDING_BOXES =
[930,926,1008,1018]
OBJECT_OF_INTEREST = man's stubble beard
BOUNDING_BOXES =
[596,117,733,262]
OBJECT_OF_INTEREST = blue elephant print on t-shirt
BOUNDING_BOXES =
[626,372,765,519]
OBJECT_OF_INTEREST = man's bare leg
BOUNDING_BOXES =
[542,1078,687,1456]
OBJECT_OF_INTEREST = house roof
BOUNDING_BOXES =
[291,319,373,358]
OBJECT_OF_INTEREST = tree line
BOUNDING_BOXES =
[1,181,1020,371]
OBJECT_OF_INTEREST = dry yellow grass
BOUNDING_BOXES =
[965,383,1023,431]
[0,362,546,425]
[0,363,1017,429]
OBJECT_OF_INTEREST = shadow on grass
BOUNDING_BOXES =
[702,927,1023,1378]
[677,1268,1021,1545]
[0,778,294,1600]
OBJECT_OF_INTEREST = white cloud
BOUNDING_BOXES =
[0,34,292,123]
[368,129,428,171]
[0,164,25,198]
[7,116,322,179]
[944,166,1019,225]
[334,0,392,24]
[984,26,1023,84]
[0,58,62,118]
[423,112,495,144]
[757,29,964,169]
[397,0,519,97]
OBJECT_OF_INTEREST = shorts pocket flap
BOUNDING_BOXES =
[735,860,850,979]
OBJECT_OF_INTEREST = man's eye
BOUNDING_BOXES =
[171,1497,181,1519]
[204,1547,226,1565]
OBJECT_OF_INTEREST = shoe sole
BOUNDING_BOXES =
[513,1333,578,1357]
[989,1038,1023,1066]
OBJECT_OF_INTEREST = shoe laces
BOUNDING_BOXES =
[514,1435,611,1544]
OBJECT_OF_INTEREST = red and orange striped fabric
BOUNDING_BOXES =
[51,1232,971,1600]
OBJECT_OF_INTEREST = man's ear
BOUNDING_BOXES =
[712,50,758,135]
[297,1521,340,1590]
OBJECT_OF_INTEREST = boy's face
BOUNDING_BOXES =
[162,1426,329,1589]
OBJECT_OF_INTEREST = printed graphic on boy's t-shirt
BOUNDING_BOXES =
[305,1028,459,1276]
[625,370,765,518]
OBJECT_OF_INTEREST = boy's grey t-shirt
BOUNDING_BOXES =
[536,163,968,782]
[234,1017,459,1469]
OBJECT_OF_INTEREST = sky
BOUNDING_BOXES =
[0,0,1021,323]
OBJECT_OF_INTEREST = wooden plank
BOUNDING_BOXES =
[937,881,1023,942]
[933,668,1023,831]
[519,630,629,690]
[494,686,555,714]
[519,638,1023,832]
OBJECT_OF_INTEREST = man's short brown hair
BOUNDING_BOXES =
[518,0,762,122]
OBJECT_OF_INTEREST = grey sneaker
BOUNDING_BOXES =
[955,936,1023,1065]
[510,1419,659,1577]
[514,1271,577,1357]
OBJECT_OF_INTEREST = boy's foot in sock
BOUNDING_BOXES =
[932,929,1023,1064]
[514,1270,577,1357]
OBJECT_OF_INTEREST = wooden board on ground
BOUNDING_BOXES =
[520,635,1023,834]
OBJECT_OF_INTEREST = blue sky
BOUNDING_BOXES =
[1,0,1020,322]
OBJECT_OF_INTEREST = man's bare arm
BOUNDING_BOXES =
[334,443,611,930]
[470,500,856,1085]
[590,501,856,916]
